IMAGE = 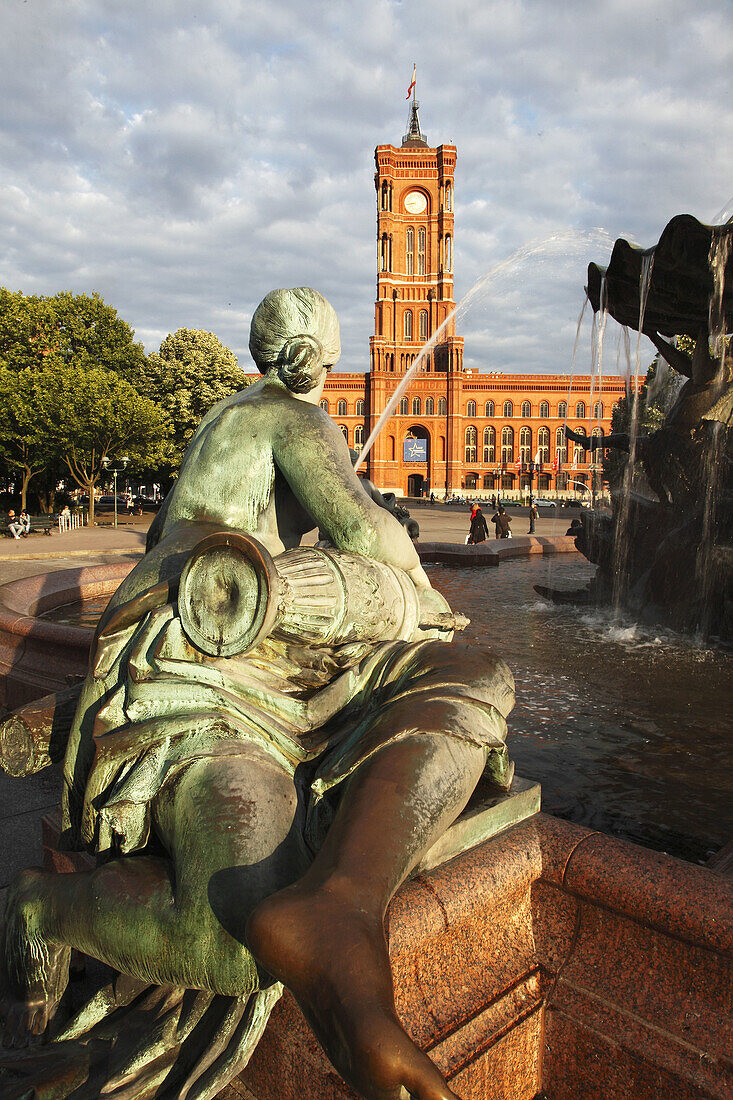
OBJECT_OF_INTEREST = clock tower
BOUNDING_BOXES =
[366,95,464,492]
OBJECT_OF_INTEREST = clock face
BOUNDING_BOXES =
[403,190,427,215]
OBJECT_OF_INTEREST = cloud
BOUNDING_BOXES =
[0,0,730,377]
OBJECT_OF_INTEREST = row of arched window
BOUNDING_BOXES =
[320,398,366,416]
[467,399,603,419]
[379,233,452,273]
[321,396,606,425]
[398,395,447,416]
[405,227,426,276]
[465,425,601,465]
[403,309,429,342]
[338,424,365,448]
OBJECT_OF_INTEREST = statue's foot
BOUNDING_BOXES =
[1,868,70,1048]
[247,881,458,1100]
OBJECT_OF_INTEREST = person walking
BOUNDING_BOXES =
[491,503,512,539]
[467,504,489,544]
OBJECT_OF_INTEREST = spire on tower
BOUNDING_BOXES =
[402,97,427,147]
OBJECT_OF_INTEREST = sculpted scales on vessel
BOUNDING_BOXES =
[0,288,515,1100]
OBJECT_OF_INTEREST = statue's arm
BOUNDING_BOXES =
[273,406,429,584]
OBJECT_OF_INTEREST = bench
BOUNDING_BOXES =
[3,514,54,538]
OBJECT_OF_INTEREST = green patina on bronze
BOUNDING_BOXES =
[0,288,515,1100]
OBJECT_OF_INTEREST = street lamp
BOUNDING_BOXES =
[101,456,129,528]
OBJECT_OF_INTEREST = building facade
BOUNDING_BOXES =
[322,104,627,500]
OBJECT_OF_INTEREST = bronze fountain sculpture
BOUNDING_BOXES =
[0,288,515,1100]
[546,215,733,639]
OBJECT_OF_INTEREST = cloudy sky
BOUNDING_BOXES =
[1,0,732,376]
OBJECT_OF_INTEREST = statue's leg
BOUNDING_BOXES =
[248,731,486,1100]
[2,746,303,1047]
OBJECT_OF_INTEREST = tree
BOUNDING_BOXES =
[0,367,58,508]
[138,329,250,463]
[34,362,171,525]
[0,288,147,379]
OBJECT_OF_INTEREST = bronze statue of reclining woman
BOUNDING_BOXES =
[1,288,514,1100]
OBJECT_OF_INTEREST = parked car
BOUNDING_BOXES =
[533,498,557,509]
[79,494,131,512]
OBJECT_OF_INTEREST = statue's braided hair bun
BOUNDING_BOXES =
[278,333,324,393]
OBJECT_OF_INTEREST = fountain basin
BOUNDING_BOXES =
[0,563,134,709]
[235,813,732,1100]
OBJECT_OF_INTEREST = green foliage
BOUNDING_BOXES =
[137,329,250,463]
[0,366,59,508]
[0,288,146,378]
[25,361,169,522]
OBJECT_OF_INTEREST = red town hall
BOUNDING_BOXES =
[321,102,625,499]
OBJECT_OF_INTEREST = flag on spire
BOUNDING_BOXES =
[406,64,416,100]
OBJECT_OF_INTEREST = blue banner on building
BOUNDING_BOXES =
[403,437,427,462]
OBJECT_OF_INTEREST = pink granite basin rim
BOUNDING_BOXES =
[0,563,135,649]
[417,534,580,565]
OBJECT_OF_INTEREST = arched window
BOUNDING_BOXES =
[444,235,452,270]
[337,398,347,416]
[558,401,567,419]
[555,427,567,464]
[438,397,447,416]
[485,400,495,417]
[556,473,568,491]
[440,435,446,460]
[445,183,452,211]
[467,399,476,417]
[354,425,364,447]
[521,400,531,418]
[519,426,532,464]
[539,400,549,418]
[380,234,391,272]
[501,426,514,464]
[355,398,365,416]
[417,227,426,276]
[483,426,495,463]
[381,181,389,210]
[425,396,434,415]
[538,426,550,463]
[465,473,477,490]
[573,426,587,465]
[412,396,421,415]
[389,435,395,461]
[319,399,329,412]
[593,401,603,419]
[339,425,348,442]
[465,426,477,463]
[404,310,413,341]
[400,396,409,415]
[575,401,586,418]
[503,400,513,418]
[419,309,428,342]
[405,227,414,276]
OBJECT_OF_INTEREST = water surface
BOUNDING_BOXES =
[430,558,732,864]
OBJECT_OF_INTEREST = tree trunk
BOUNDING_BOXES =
[20,466,31,511]
[87,480,96,526]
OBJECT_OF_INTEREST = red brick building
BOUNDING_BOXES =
[322,102,627,500]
